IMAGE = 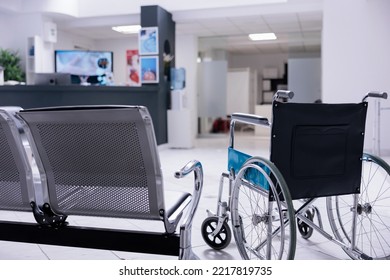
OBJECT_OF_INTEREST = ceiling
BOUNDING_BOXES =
[195,12,322,54]
[58,0,323,55]
[1,0,323,55]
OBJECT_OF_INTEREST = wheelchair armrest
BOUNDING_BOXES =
[231,113,270,127]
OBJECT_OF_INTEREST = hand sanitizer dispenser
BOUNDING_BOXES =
[170,68,186,110]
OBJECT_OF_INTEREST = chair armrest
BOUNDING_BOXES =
[175,161,203,225]
[175,160,203,191]
[175,160,203,259]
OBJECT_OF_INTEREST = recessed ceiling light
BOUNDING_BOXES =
[112,25,141,34]
[249,33,277,41]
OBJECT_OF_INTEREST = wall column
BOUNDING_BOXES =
[322,0,390,153]
[175,34,198,140]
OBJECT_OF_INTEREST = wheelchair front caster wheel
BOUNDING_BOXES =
[297,209,314,239]
[201,216,231,250]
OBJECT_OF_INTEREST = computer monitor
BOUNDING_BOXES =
[55,50,113,85]
[33,73,71,85]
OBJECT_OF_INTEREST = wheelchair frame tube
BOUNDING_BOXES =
[229,115,270,148]
[296,208,359,253]
[266,200,274,259]
[217,172,230,217]
[350,193,359,251]
[229,90,293,149]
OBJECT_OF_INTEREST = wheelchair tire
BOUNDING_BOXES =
[327,153,390,260]
[230,156,296,260]
[201,216,231,250]
[297,209,314,240]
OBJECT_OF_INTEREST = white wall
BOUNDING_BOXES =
[0,13,43,54]
[175,34,198,139]
[288,57,321,103]
[95,37,138,85]
[0,0,22,12]
[22,0,79,17]
[322,0,390,154]
[0,14,11,48]
[0,13,53,75]
[55,30,96,51]
[0,13,69,74]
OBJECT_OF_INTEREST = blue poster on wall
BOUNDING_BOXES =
[140,56,159,83]
[139,27,159,55]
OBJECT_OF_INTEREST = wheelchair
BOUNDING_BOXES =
[201,90,390,260]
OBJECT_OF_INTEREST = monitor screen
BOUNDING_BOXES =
[33,73,71,85]
[55,50,113,85]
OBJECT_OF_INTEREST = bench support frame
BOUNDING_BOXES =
[0,221,180,256]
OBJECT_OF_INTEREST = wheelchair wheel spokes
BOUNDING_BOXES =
[327,153,390,259]
[231,156,296,260]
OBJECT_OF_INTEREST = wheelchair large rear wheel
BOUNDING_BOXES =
[327,153,390,259]
[230,156,296,260]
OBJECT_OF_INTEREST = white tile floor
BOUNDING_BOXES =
[0,133,387,260]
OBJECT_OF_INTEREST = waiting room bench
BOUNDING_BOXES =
[0,105,203,259]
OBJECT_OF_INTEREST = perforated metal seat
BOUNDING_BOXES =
[0,107,35,212]
[16,105,203,259]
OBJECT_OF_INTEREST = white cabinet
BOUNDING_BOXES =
[227,68,257,115]
[26,36,44,84]
[167,109,194,148]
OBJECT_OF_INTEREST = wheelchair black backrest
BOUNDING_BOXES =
[270,101,368,200]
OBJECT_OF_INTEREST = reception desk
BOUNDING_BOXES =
[0,85,169,145]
